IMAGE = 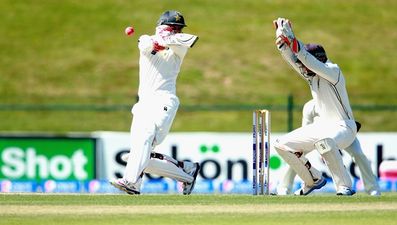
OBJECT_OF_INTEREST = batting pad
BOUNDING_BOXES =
[144,158,193,183]
[315,138,352,190]
[121,153,193,183]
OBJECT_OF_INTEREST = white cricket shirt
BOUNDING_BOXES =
[137,35,188,101]
[280,44,355,123]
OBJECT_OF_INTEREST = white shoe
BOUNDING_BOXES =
[110,178,140,195]
[336,186,356,196]
[121,153,129,162]
[276,187,290,196]
[182,162,200,195]
[294,177,327,196]
[369,190,381,196]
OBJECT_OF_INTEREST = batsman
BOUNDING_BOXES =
[272,17,358,195]
[110,10,200,195]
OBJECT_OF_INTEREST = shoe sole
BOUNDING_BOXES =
[183,163,201,195]
[110,181,140,195]
[300,178,327,196]
[336,189,356,196]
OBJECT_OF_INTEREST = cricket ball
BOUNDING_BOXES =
[125,26,134,36]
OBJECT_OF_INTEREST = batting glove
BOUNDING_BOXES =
[150,40,166,55]
[151,25,174,55]
[155,25,174,38]
[153,41,166,51]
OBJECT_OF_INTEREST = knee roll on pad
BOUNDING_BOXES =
[315,138,337,155]
[145,157,193,183]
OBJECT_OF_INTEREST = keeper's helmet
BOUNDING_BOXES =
[295,43,328,77]
[304,43,328,63]
[157,10,187,27]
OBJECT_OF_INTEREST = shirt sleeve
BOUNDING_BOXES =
[138,35,154,54]
[296,45,341,84]
[301,99,316,126]
[279,45,304,77]
[151,34,189,59]
[168,44,188,59]
[163,34,191,58]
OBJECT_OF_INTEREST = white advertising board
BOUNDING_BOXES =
[94,132,397,193]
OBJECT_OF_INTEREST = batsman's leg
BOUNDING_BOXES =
[144,152,194,183]
[123,115,156,186]
[122,152,201,195]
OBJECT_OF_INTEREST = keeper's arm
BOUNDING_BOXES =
[297,48,341,84]
[278,39,304,77]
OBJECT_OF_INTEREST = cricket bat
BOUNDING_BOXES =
[166,33,199,48]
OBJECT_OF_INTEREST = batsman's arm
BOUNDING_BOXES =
[138,35,157,54]
[164,33,199,57]
[164,33,199,48]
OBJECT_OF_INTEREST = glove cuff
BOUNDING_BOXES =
[291,39,300,53]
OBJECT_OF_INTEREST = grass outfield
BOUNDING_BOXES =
[0,0,396,132]
[1,193,397,225]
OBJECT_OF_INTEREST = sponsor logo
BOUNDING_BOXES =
[1,147,89,180]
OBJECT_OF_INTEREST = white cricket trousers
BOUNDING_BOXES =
[275,119,357,191]
[277,119,357,152]
[278,137,379,194]
[123,95,179,184]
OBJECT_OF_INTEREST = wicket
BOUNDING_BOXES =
[252,110,271,195]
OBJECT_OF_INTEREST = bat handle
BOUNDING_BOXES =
[273,20,278,29]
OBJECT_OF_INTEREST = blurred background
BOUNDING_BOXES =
[0,0,396,194]
[0,0,396,132]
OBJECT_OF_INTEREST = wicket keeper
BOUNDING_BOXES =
[273,17,357,195]
[277,99,381,196]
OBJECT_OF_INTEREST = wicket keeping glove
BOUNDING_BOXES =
[273,18,288,37]
[275,36,287,50]
[274,18,300,54]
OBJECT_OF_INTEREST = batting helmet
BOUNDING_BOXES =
[304,44,328,63]
[157,10,187,27]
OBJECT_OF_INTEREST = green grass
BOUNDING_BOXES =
[1,193,397,225]
[0,0,396,132]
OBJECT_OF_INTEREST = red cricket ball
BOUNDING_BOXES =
[125,26,134,36]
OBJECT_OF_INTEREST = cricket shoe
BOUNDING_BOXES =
[369,190,381,196]
[294,176,327,196]
[276,187,290,196]
[182,162,201,195]
[109,178,140,195]
[336,186,356,196]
